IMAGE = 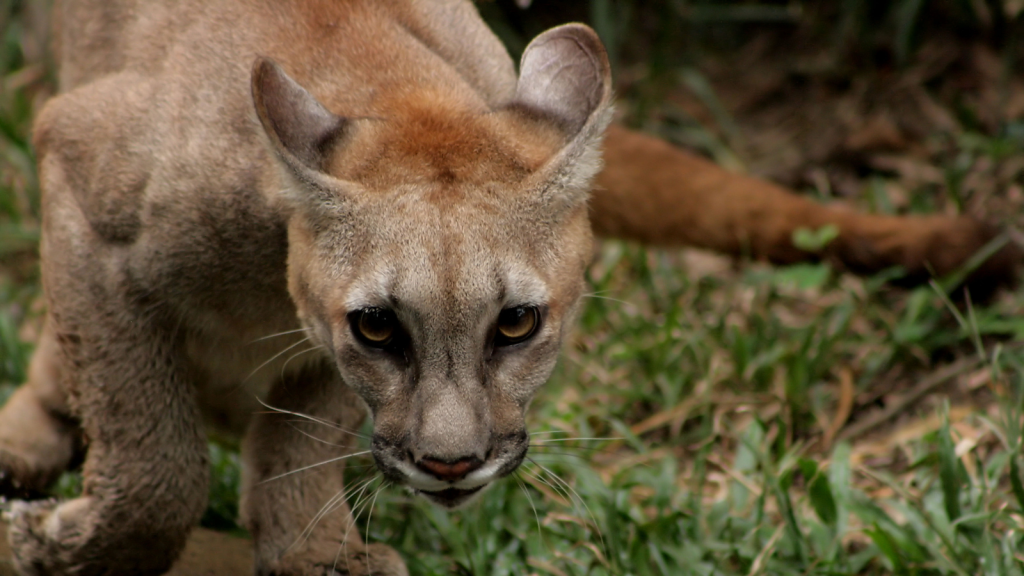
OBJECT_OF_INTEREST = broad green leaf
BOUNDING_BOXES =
[1010,453,1024,513]
[799,458,838,527]
[792,225,839,252]
[772,263,831,291]
[864,524,902,571]
[938,404,962,524]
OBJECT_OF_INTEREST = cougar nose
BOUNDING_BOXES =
[416,456,483,482]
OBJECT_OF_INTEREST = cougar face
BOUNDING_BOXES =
[301,196,589,507]
[252,25,612,508]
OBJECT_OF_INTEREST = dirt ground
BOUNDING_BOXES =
[0,525,252,575]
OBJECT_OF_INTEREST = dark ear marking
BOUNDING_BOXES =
[251,57,349,172]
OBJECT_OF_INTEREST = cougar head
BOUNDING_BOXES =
[252,24,612,508]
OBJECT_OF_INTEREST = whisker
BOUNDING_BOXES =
[280,417,369,441]
[530,444,608,455]
[518,466,572,507]
[514,472,545,543]
[360,484,384,575]
[286,422,367,447]
[337,478,383,570]
[532,437,619,443]
[580,292,636,309]
[259,450,372,484]
[280,344,326,377]
[244,336,310,382]
[248,327,311,344]
[290,487,346,553]
[254,397,357,434]
[526,450,593,459]
[527,457,606,555]
[296,473,377,550]
[340,477,379,539]
[527,459,581,504]
[530,444,606,452]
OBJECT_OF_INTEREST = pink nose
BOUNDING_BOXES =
[416,456,483,482]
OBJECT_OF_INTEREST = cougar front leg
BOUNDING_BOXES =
[6,310,209,575]
[242,359,407,576]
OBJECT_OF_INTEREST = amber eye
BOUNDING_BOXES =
[350,308,398,348]
[495,306,540,346]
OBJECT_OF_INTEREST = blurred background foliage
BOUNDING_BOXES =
[2,0,1024,574]
[484,0,1024,194]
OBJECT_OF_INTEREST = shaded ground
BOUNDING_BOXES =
[0,525,252,576]
[635,32,1024,225]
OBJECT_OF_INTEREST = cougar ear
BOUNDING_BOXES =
[513,23,612,135]
[511,24,613,210]
[252,57,349,174]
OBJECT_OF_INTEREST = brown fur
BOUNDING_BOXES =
[594,124,1016,295]
[0,1,1015,575]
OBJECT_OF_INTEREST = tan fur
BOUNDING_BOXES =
[0,1,1014,575]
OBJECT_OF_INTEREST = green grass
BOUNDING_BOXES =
[324,246,1024,575]
[0,0,42,406]
[2,1,1024,575]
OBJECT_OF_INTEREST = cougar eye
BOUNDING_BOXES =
[350,308,398,348]
[495,306,540,346]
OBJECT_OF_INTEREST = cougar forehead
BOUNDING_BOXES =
[344,212,551,315]
[310,190,589,348]
[343,208,554,386]
[327,93,567,193]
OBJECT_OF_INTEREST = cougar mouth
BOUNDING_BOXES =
[418,486,485,508]
[371,428,531,505]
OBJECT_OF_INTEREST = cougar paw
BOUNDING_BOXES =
[7,495,189,575]
[268,543,408,576]
[0,449,57,500]
[5,497,92,575]
[336,543,408,576]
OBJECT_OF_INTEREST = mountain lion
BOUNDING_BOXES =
[0,0,1014,574]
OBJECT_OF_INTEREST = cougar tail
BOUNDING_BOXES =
[592,124,1018,299]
